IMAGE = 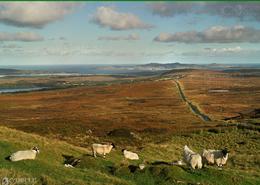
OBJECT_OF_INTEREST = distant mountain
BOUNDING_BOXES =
[138,62,204,70]
[206,63,233,68]
[97,62,205,72]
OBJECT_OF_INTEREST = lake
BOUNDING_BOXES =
[0,87,49,94]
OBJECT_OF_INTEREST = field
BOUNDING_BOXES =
[0,78,207,145]
[0,69,259,184]
[0,75,137,89]
[176,70,260,120]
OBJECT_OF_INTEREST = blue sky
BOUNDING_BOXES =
[0,2,260,65]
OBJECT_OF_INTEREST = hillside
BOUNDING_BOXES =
[0,69,259,184]
[0,126,127,185]
[0,126,259,185]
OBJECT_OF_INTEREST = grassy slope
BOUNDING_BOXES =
[0,126,259,185]
[0,126,130,185]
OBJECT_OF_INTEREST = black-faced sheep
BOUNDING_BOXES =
[92,143,115,158]
[183,145,202,169]
[7,147,40,162]
[202,148,229,167]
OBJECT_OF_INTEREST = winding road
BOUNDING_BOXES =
[174,80,211,122]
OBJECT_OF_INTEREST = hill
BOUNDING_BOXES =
[0,69,259,184]
[0,126,259,185]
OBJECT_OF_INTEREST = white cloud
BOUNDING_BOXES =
[181,46,260,57]
[204,46,242,53]
[91,6,153,30]
[0,32,43,42]
[98,33,140,41]
[0,2,80,28]
[154,25,260,43]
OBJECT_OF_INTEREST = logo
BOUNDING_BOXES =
[2,177,9,185]
[1,177,37,185]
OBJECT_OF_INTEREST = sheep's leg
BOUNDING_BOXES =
[93,151,97,158]
[197,162,202,169]
[103,154,106,158]
[217,163,223,170]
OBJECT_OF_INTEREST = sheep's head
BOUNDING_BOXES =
[32,147,40,154]
[121,149,126,153]
[222,148,229,157]
[111,143,116,149]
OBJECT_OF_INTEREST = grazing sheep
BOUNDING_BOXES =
[92,143,115,158]
[202,148,229,167]
[183,145,202,169]
[8,147,40,162]
[122,149,139,160]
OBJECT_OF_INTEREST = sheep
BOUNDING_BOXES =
[183,145,202,169]
[7,147,40,162]
[92,143,115,158]
[122,149,139,160]
[202,148,229,167]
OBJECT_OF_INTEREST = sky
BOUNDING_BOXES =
[0,2,260,65]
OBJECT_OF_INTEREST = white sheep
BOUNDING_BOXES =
[183,145,202,169]
[202,148,229,167]
[122,149,139,160]
[92,143,115,158]
[8,147,40,162]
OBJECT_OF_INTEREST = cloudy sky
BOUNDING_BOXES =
[0,2,260,65]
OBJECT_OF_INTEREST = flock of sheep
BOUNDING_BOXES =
[6,143,229,170]
[183,145,229,169]
[92,143,139,160]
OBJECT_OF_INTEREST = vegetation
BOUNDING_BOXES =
[0,69,259,184]
[0,126,259,185]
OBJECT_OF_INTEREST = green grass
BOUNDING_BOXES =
[0,126,259,185]
[0,127,130,185]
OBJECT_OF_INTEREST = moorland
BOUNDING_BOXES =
[0,66,259,185]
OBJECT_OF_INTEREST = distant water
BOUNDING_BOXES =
[208,89,229,93]
[0,87,48,94]
[232,63,260,68]
[0,73,83,78]
[0,65,109,75]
